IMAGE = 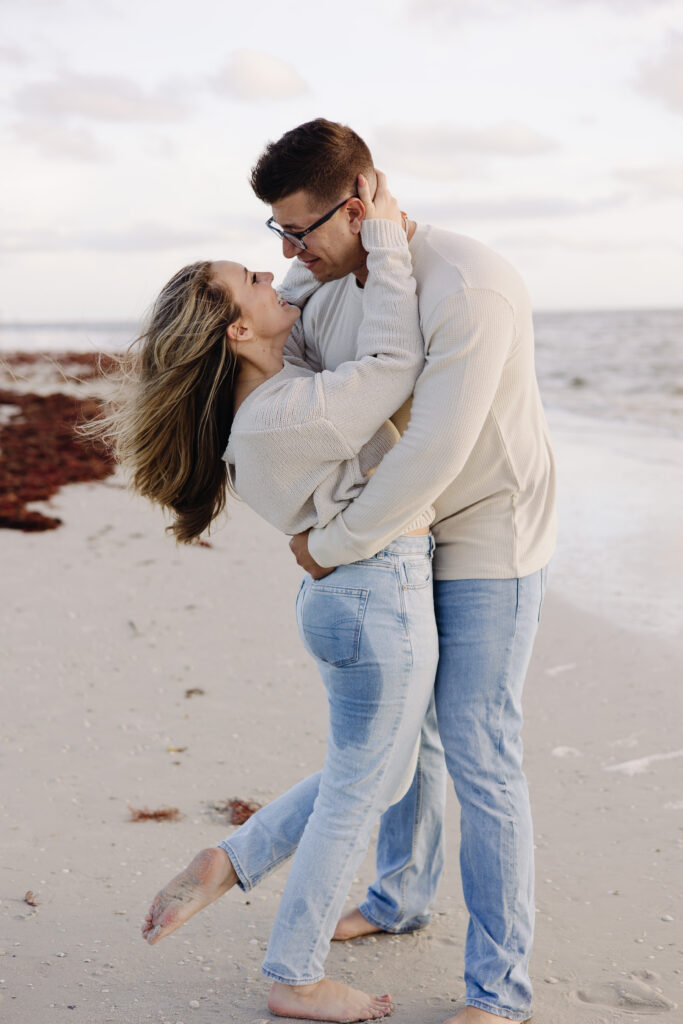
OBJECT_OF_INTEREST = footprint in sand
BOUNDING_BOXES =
[572,976,677,1014]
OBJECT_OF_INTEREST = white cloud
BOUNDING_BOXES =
[380,121,556,157]
[404,0,490,19]
[211,50,309,101]
[0,221,261,254]
[412,193,626,222]
[14,71,192,122]
[141,135,179,160]
[0,45,29,66]
[79,224,220,252]
[636,31,683,115]
[405,0,673,21]
[13,120,107,161]
[496,231,683,253]
[615,163,683,198]
[373,121,558,180]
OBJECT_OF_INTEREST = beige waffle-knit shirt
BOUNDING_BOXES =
[224,219,434,536]
[281,224,557,579]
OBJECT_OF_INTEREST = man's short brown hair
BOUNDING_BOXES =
[250,118,374,207]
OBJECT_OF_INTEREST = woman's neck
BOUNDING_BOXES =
[233,339,286,410]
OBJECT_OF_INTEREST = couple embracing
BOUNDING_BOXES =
[105,118,556,1023]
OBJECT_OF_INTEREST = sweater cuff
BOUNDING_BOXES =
[309,504,436,568]
[308,515,363,569]
[360,218,408,250]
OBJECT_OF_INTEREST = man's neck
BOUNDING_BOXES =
[352,219,418,288]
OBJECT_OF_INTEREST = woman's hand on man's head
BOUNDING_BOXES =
[358,170,402,227]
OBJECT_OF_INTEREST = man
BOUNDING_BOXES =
[255,118,556,1024]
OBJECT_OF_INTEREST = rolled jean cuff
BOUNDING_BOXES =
[358,900,431,934]
[467,998,532,1021]
[261,964,325,986]
[216,840,251,892]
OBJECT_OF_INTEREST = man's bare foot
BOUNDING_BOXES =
[444,1007,532,1023]
[333,907,384,942]
[142,847,237,945]
[268,979,391,1022]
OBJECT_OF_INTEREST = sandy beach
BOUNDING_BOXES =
[1,357,682,1024]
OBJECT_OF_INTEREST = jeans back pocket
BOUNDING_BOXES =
[297,583,369,667]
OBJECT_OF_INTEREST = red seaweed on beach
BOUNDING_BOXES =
[0,355,116,531]
[213,798,262,825]
[128,805,182,822]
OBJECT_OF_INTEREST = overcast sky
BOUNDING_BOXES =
[2,0,682,320]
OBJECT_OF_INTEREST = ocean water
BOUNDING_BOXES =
[533,308,683,438]
[0,322,137,357]
[1,308,681,436]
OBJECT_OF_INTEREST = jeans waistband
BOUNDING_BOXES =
[372,534,434,559]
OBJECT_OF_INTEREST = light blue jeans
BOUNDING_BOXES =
[359,570,548,1021]
[219,535,438,985]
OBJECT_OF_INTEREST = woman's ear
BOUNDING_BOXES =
[226,320,252,346]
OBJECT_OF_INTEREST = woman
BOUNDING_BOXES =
[104,174,438,1023]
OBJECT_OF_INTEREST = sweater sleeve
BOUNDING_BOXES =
[254,218,423,455]
[282,318,319,372]
[307,288,516,566]
[278,258,321,308]
[303,218,423,453]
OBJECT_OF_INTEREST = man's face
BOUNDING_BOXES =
[270,190,366,284]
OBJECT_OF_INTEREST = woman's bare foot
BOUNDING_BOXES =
[268,979,391,1022]
[142,847,237,945]
[333,907,384,941]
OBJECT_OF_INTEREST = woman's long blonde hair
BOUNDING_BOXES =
[92,261,240,543]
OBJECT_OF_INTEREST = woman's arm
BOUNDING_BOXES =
[277,258,321,310]
[270,173,423,455]
[315,217,422,454]
[229,175,425,538]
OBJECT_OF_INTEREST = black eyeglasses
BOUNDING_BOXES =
[265,196,355,251]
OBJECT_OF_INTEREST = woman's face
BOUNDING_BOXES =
[211,261,300,340]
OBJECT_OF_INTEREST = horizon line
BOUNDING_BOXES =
[1,304,683,328]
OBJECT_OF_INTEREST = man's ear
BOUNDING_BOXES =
[346,197,366,236]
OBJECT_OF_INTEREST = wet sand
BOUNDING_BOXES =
[0,356,681,1022]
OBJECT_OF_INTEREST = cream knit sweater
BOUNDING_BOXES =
[281,224,557,580]
[223,219,434,536]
